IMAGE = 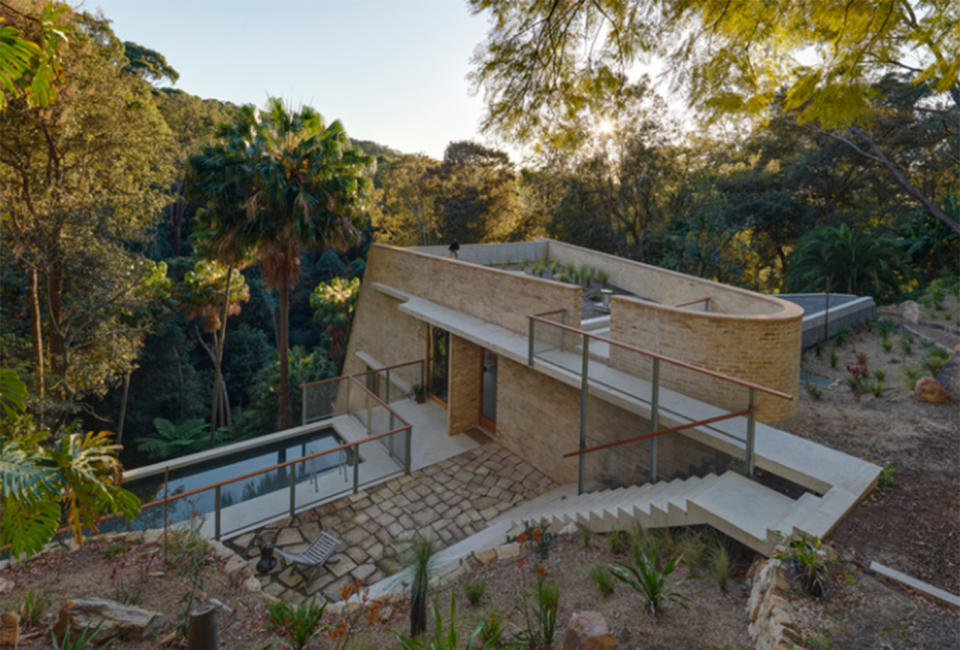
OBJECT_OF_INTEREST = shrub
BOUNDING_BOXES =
[678,532,708,572]
[395,596,495,650]
[873,370,886,382]
[881,338,893,352]
[478,610,504,647]
[409,538,435,637]
[711,542,731,592]
[463,579,486,607]
[267,596,328,650]
[869,382,884,397]
[834,328,851,346]
[606,530,629,554]
[900,337,913,355]
[516,520,555,561]
[18,587,51,626]
[876,317,897,337]
[589,563,616,595]
[510,579,560,647]
[608,544,689,618]
[805,383,824,400]
[878,465,899,490]
[774,534,829,597]
[579,523,592,548]
[829,348,839,368]
[598,270,609,286]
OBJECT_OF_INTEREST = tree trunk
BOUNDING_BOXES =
[47,244,67,403]
[187,605,218,650]
[276,282,292,430]
[27,266,45,421]
[117,370,131,443]
[208,329,221,445]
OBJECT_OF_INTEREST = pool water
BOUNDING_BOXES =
[121,428,346,530]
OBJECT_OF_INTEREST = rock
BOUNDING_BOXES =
[225,554,248,575]
[54,598,165,644]
[915,376,950,403]
[495,542,520,561]
[474,549,497,565]
[0,611,20,648]
[0,578,14,595]
[275,527,304,547]
[900,300,921,324]
[244,577,262,593]
[562,611,616,650]
[142,529,163,545]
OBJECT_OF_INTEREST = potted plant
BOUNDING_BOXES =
[412,384,427,403]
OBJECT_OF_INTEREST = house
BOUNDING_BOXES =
[342,239,804,488]
[339,239,880,557]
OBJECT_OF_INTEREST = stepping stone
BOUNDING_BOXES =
[276,527,304,547]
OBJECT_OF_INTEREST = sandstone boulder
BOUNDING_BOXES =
[562,611,616,650]
[915,376,950,403]
[900,300,921,324]
[54,598,164,644]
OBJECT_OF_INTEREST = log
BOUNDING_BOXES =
[187,605,218,650]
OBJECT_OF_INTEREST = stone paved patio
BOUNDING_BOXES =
[226,439,557,601]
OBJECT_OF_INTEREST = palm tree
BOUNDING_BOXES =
[189,98,372,429]
[786,224,907,299]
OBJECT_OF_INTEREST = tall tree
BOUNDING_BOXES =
[0,6,175,422]
[469,0,960,233]
[189,98,372,429]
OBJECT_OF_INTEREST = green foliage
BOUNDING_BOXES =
[774,534,829,597]
[829,348,839,368]
[135,417,227,463]
[875,318,897,338]
[609,542,689,618]
[899,337,914,355]
[1,402,140,560]
[678,532,708,572]
[122,40,178,84]
[463,578,486,607]
[18,587,52,625]
[878,465,899,490]
[50,619,105,650]
[310,276,360,328]
[266,596,329,650]
[606,530,629,554]
[0,368,29,419]
[710,541,731,592]
[410,538,436,637]
[589,563,616,596]
[394,595,495,650]
[102,541,132,559]
[478,610,504,647]
[579,523,592,548]
[510,579,560,648]
[786,225,906,300]
[804,383,824,400]
[0,1,67,110]
[189,96,372,429]
[517,520,554,561]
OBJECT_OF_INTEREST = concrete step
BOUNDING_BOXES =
[687,471,794,552]
[765,492,821,547]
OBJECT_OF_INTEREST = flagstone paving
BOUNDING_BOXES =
[226,440,557,602]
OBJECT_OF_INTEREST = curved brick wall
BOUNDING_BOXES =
[608,296,802,421]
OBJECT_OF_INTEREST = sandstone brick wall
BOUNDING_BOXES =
[448,335,482,435]
[496,357,729,485]
[608,296,802,421]
[368,244,582,333]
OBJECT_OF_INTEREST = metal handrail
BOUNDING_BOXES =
[562,407,756,458]
[674,296,711,308]
[528,312,792,401]
[299,358,424,389]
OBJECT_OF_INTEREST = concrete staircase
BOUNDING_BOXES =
[498,471,829,556]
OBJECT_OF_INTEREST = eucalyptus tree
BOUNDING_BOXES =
[469,0,960,233]
[0,6,175,422]
[189,98,372,429]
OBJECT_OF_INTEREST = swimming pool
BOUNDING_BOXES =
[121,428,347,530]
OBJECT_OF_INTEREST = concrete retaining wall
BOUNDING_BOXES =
[778,293,876,348]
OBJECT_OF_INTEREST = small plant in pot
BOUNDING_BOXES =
[412,383,427,403]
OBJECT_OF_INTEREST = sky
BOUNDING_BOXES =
[87,0,496,159]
